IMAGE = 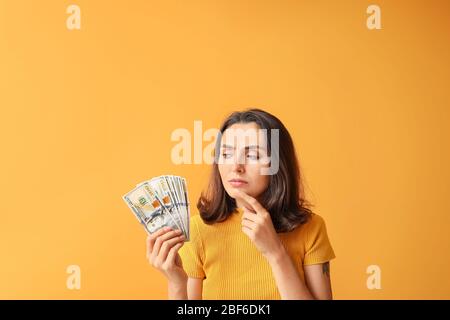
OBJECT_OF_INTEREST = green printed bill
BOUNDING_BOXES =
[122,175,190,241]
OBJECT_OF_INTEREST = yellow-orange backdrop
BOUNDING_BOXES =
[1,0,449,299]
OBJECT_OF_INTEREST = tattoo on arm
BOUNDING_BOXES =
[322,262,330,277]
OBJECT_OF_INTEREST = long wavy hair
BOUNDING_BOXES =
[197,108,312,233]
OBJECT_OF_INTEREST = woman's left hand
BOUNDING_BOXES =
[236,190,286,262]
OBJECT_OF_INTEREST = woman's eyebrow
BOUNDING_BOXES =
[221,144,266,150]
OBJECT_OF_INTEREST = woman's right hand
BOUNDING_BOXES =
[146,227,187,286]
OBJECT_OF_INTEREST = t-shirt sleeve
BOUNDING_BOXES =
[303,214,336,265]
[178,215,206,279]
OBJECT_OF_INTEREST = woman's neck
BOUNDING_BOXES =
[235,198,246,209]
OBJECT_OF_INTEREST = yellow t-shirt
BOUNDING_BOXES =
[178,208,336,300]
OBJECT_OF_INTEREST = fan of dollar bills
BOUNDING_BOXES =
[122,175,190,241]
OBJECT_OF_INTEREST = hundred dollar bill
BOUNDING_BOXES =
[143,180,187,238]
[122,184,179,235]
[166,175,189,240]
[126,175,191,240]
[179,177,190,240]
[161,176,186,233]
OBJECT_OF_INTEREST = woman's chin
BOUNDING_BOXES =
[228,187,255,200]
[227,188,246,199]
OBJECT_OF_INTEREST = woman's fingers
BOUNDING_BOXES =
[241,218,257,230]
[147,227,171,253]
[145,228,188,284]
[166,242,184,266]
[158,236,184,263]
[150,229,183,262]
[147,228,169,260]
[235,190,265,214]
[242,211,262,223]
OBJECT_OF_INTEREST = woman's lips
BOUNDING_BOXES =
[229,179,248,187]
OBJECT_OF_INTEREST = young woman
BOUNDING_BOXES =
[146,109,336,300]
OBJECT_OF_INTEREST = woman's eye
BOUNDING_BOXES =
[246,153,259,160]
[222,153,232,159]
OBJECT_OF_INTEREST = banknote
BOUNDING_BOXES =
[123,175,190,240]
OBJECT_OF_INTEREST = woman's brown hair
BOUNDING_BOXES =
[197,108,312,233]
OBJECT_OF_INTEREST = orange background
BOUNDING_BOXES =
[1,0,449,299]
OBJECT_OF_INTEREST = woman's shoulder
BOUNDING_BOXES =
[189,211,237,226]
[190,213,203,224]
[297,213,334,248]
[188,214,202,232]
[306,212,326,227]
[188,211,237,236]
[188,213,210,234]
[294,212,328,236]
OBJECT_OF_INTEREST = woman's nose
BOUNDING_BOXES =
[232,157,245,173]
[232,163,245,173]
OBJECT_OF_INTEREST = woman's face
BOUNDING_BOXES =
[218,122,270,202]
